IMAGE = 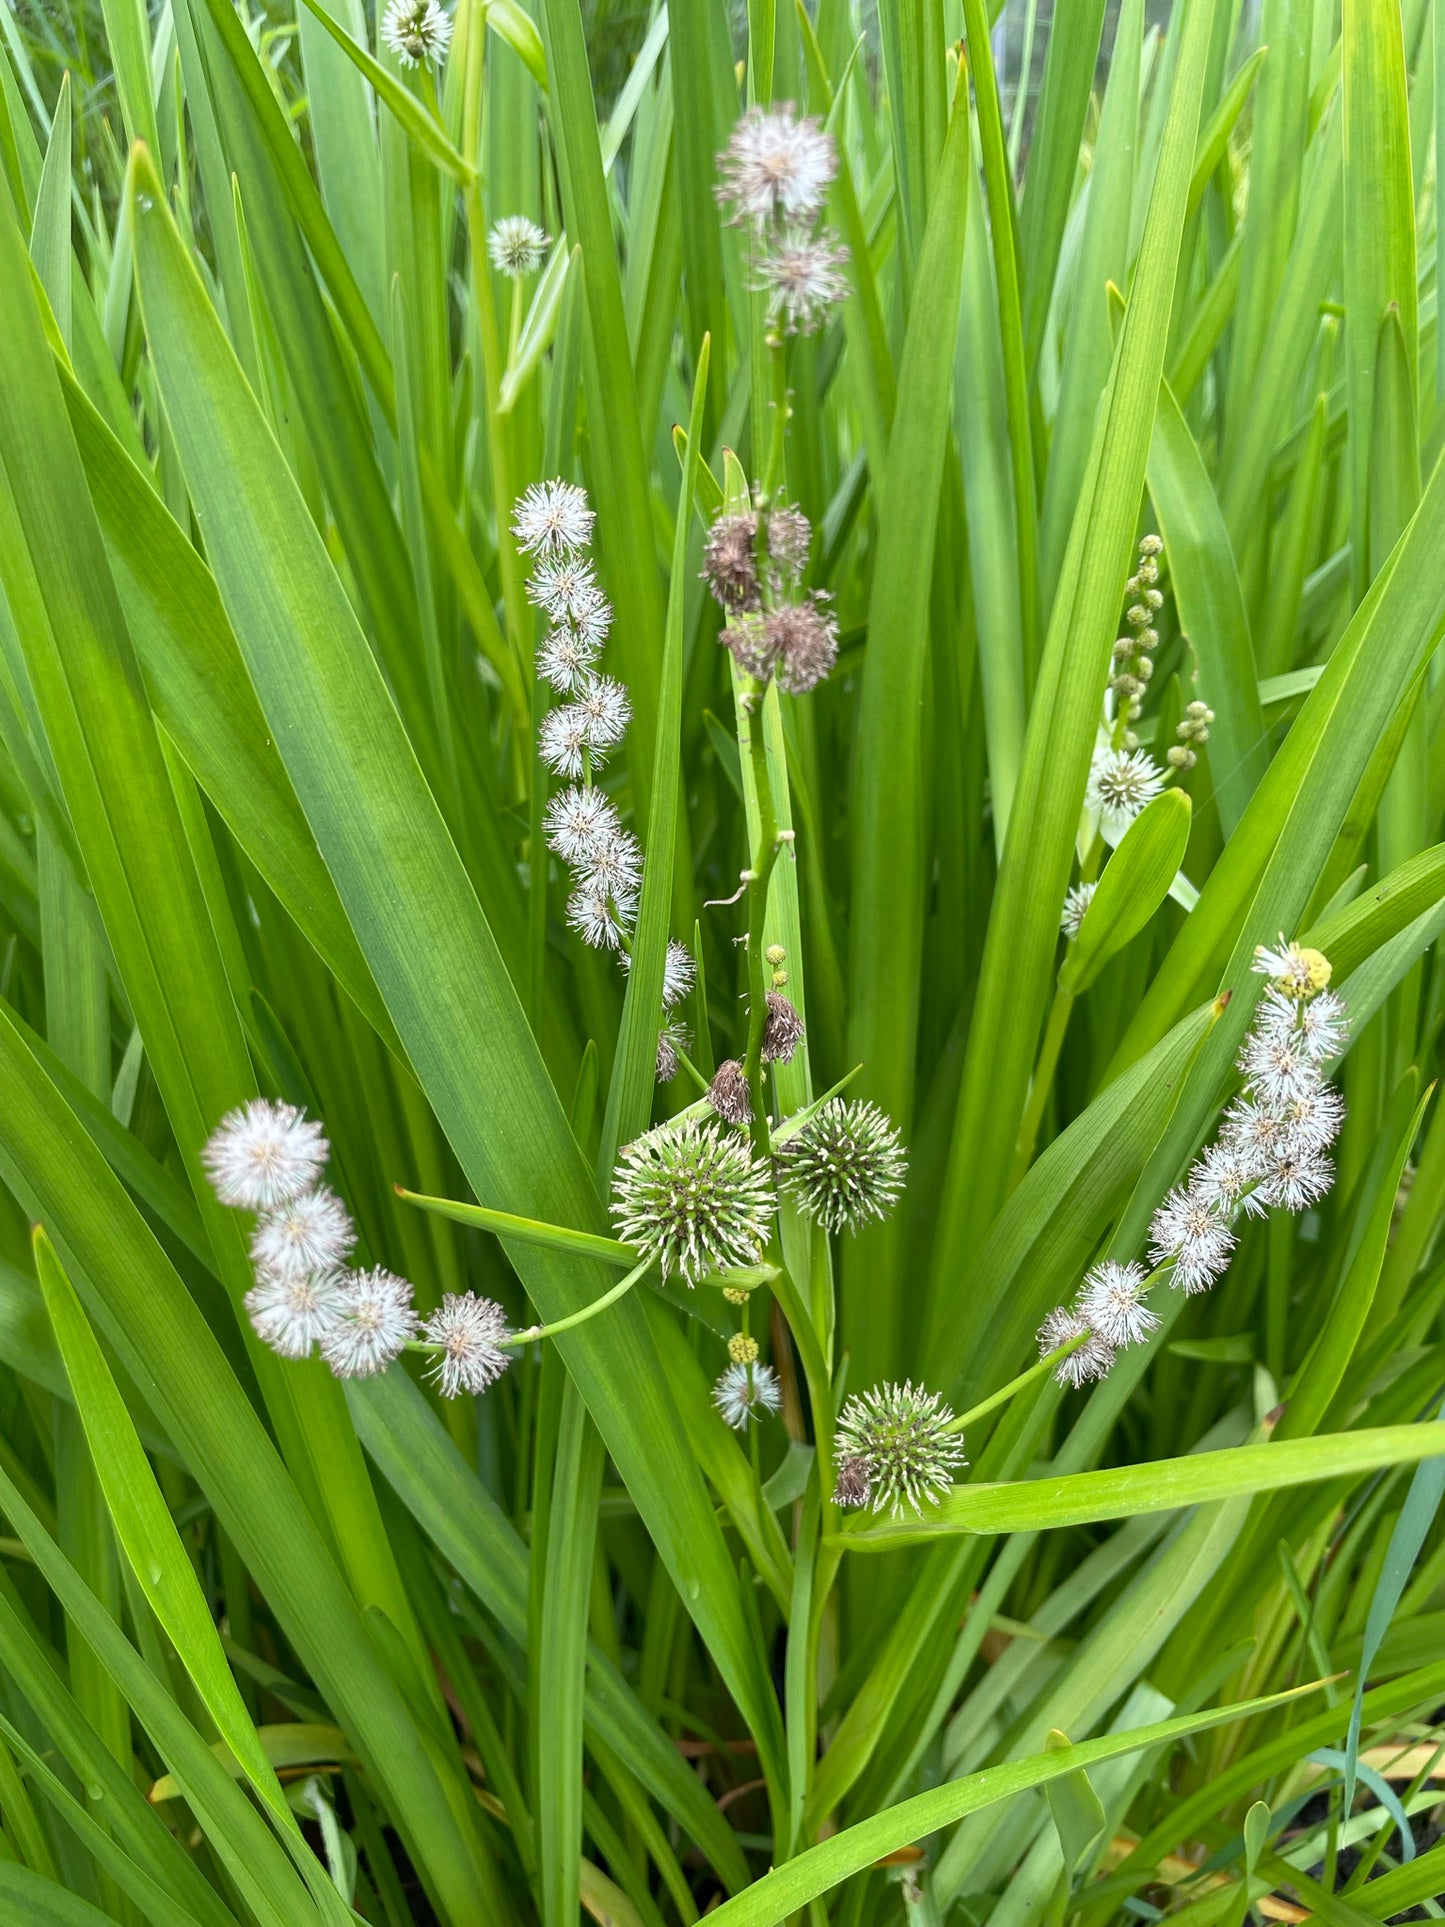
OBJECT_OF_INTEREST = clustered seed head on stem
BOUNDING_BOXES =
[776,1098,908,1232]
[203,1099,514,1400]
[1108,533,1165,722]
[706,501,840,695]
[610,1118,776,1283]
[1033,937,1347,1384]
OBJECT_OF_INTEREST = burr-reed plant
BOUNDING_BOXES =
[3,1,1445,1923]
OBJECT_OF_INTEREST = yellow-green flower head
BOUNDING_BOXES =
[1251,934,1332,999]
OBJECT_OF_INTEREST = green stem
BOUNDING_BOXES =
[741,709,785,1139]
[507,1253,656,1344]
[945,1332,1087,1436]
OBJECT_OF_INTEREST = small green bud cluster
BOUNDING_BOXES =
[1168,698,1215,772]
[1110,533,1165,720]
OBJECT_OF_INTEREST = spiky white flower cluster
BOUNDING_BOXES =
[203,1100,513,1398]
[1086,745,1166,844]
[1036,940,1347,1385]
[380,0,451,68]
[833,1381,967,1517]
[717,104,847,336]
[516,481,642,953]
[1060,881,1096,940]
[487,216,549,280]
[714,1358,783,1429]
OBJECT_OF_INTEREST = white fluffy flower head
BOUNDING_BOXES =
[1252,936,1332,999]
[718,104,837,226]
[1237,1028,1322,1107]
[380,0,451,66]
[245,1270,346,1360]
[1149,1187,1236,1293]
[536,626,601,694]
[538,705,590,780]
[527,555,601,625]
[203,1098,328,1210]
[1037,1305,1115,1387]
[487,216,548,278]
[1087,747,1166,841]
[422,1293,512,1398]
[512,480,594,557]
[713,1360,783,1429]
[755,231,849,334]
[1078,1260,1159,1350]
[321,1268,418,1378]
[543,786,621,863]
[250,1187,355,1282]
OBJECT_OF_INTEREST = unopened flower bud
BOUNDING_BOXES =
[1167,745,1196,770]
[1127,603,1151,628]
[1136,656,1153,682]
[723,1285,750,1304]
[765,944,787,966]
[1139,534,1163,557]
[728,1331,760,1364]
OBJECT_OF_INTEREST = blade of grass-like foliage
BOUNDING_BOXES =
[29,73,69,343]
[707,1689,1321,1926]
[1147,379,1267,831]
[1343,0,1416,604]
[844,72,968,1381]
[60,374,401,1054]
[1341,1421,1445,1812]
[294,0,473,179]
[1019,0,1108,375]
[0,1453,334,1927]
[294,0,383,326]
[348,1368,752,1892]
[838,1424,1445,1545]
[666,0,727,420]
[97,0,158,153]
[1039,0,1140,607]
[537,0,664,777]
[33,1232,338,1882]
[0,1867,123,1925]
[1061,789,1193,994]
[128,143,788,1814]
[600,341,706,1166]
[536,1385,604,1927]
[930,0,1215,1330]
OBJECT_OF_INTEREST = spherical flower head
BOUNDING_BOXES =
[320,1268,418,1378]
[610,1119,775,1283]
[538,704,590,780]
[721,611,778,681]
[755,229,849,334]
[576,826,642,905]
[717,104,837,227]
[566,882,634,951]
[244,1269,346,1359]
[1251,935,1332,999]
[703,514,760,611]
[1087,747,1165,842]
[250,1186,355,1282]
[713,1359,783,1429]
[769,595,839,694]
[1279,1082,1346,1156]
[766,506,812,582]
[834,1381,966,1517]
[487,215,548,278]
[1237,1027,1322,1108]
[575,674,632,757]
[527,554,601,625]
[1190,1140,1256,1213]
[1149,1186,1236,1294]
[833,1454,872,1508]
[1077,1260,1158,1350]
[709,1059,753,1126]
[543,785,620,864]
[1258,1146,1334,1214]
[512,479,594,557]
[1061,881,1097,940]
[776,1099,907,1234]
[380,0,451,66]
[1294,988,1349,1063]
[536,626,600,693]
[762,990,805,1066]
[202,1098,328,1210]
[422,1293,512,1398]
[1037,1305,1115,1387]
